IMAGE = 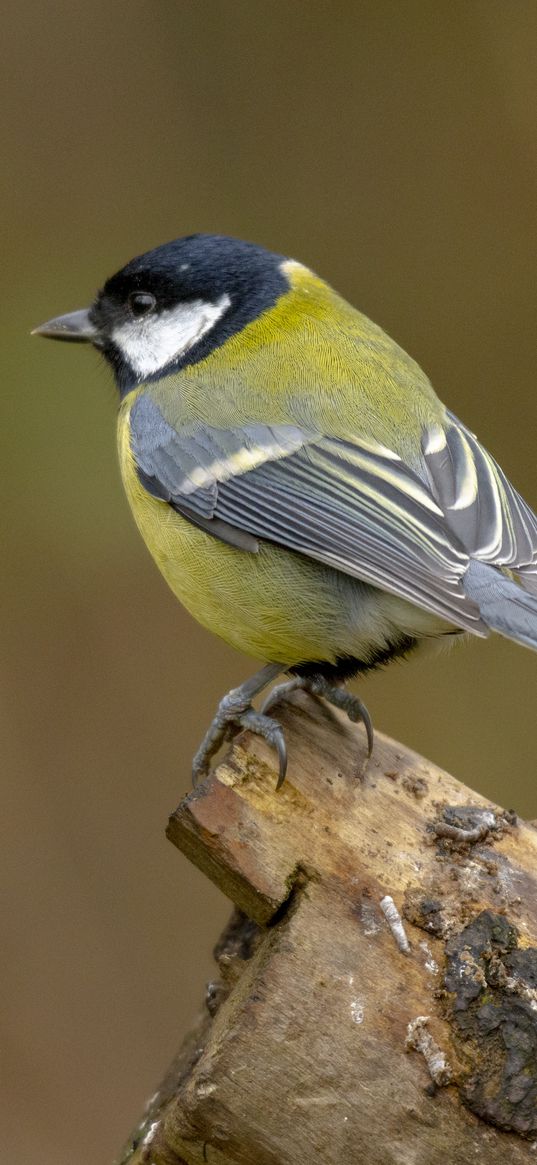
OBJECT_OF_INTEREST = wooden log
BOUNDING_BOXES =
[116,691,537,1165]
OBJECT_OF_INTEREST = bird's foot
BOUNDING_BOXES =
[192,663,287,789]
[191,666,373,792]
[262,674,374,759]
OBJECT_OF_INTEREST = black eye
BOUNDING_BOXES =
[128,291,157,318]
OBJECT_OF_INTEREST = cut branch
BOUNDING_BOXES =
[115,691,537,1165]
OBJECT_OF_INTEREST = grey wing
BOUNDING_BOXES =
[130,394,490,635]
[130,393,308,552]
[422,411,537,594]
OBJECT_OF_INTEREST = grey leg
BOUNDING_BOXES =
[192,663,288,789]
[262,674,374,758]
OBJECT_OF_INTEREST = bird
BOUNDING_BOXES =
[33,233,537,789]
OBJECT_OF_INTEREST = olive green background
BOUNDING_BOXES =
[3,2,537,1161]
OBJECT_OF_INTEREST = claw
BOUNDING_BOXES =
[274,730,288,790]
[336,689,374,756]
[359,700,374,757]
[261,673,374,771]
[236,710,288,791]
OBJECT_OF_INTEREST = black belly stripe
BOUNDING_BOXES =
[289,634,419,681]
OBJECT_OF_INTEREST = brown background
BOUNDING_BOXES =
[2,2,537,1161]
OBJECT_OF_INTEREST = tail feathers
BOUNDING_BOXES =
[464,559,537,651]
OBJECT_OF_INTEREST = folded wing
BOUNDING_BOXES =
[130,395,537,637]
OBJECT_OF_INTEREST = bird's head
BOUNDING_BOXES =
[33,234,289,395]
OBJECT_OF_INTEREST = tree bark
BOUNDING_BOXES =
[115,690,537,1164]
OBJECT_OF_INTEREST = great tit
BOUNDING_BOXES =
[34,234,537,788]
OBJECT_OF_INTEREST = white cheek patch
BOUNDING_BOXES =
[112,293,231,378]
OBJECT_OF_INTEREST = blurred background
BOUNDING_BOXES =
[3,1,537,1161]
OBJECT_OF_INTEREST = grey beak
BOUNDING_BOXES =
[32,308,97,343]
